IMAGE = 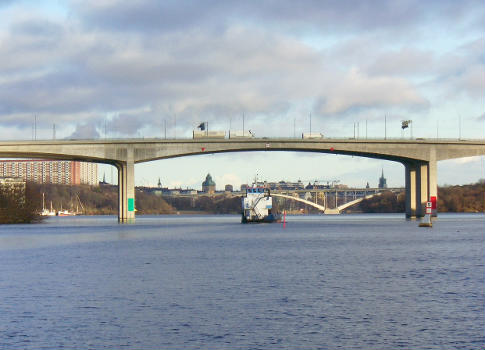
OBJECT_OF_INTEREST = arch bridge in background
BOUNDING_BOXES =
[272,189,402,214]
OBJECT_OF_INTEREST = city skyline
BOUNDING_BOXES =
[0,1,483,188]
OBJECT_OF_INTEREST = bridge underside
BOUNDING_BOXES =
[116,159,437,221]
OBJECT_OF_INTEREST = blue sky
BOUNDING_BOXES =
[0,0,483,189]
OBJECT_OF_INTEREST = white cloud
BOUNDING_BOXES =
[315,68,429,115]
[214,173,243,189]
[448,155,483,164]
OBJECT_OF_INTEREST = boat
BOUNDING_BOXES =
[40,193,56,216]
[56,209,76,216]
[56,200,77,216]
[241,185,281,223]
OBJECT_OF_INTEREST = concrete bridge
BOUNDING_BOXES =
[272,190,395,214]
[0,137,483,221]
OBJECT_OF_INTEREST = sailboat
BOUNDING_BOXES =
[57,194,84,216]
[41,193,56,216]
[56,201,76,216]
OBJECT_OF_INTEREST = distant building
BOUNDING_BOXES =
[266,180,305,191]
[0,159,98,186]
[305,181,331,190]
[378,169,387,189]
[224,184,233,192]
[202,173,216,194]
[180,189,198,195]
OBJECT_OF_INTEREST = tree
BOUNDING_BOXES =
[0,182,43,224]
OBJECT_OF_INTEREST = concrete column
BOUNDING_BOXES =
[429,161,437,216]
[117,162,127,222]
[126,160,135,221]
[405,163,417,218]
[118,163,123,221]
[416,162,429,217]
[428,150,438,216]
[117,146,136,222]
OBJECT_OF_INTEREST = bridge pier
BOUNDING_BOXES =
[429,160,437,216]
[117,159,135,222]
[405,163,416,217]
[404,160,437,218]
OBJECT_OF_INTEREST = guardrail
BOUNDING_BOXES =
[2,136,483,142]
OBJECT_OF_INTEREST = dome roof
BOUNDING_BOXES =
[202,173,216,186]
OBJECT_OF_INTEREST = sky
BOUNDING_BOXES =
[0,0,484,190]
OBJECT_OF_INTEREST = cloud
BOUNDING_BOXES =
[0,0,481,141]
[73,0,482,36]
[314,68,429,115]
[448,64,485,99]
[447,155,483,165]
[68,122,100,139]
[429,38,485,100]
[215,173,243,189]
[366,48,435,77]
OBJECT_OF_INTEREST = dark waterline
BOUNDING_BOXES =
[0,214,484,349]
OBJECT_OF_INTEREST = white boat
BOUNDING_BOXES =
[241,185,281,223]
[56,209,76,216]
[40,193,56,216]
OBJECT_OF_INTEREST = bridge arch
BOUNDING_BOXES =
[272,191,390,215]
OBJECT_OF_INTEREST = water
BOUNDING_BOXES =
[0,214,483,349]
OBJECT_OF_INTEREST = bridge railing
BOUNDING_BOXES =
[1,136,483,143]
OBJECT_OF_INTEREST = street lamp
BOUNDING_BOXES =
[401,120,412,139]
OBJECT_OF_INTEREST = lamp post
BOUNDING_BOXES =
[309,113,312,135]
[243,113,245,135]
[401,120,412,139]
[459,115,462,140]
[384,115,387,140]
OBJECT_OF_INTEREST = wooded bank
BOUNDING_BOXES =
[1,181,483,223]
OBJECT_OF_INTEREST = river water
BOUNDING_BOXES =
[0,214,483,349]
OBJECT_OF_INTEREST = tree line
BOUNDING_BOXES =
[1,180,483,224]
[354,180,484,213]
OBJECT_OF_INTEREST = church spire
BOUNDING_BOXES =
[378,168,387,189]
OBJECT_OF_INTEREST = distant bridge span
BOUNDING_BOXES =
[273,191,389,214]
[0,137,483,221]
[272,193,326,212]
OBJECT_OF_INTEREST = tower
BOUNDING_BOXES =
[378,169,387,189]
[202,173,216,194]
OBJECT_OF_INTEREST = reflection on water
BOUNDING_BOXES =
[0,214,484,349]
